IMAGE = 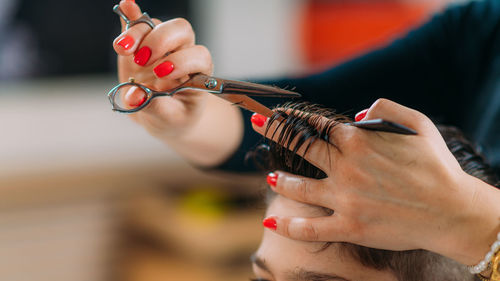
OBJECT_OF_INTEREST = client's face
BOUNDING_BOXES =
[252,196,397,281]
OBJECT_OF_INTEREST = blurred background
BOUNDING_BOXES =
[0,0,465,280]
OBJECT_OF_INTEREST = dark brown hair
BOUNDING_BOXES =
[249,102,498,281]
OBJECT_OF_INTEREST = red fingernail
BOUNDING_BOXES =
[267,172,278,187]
[263,218,277,230]
[126,0,135,2]
[134,46,152,66]
[129,95,146,107]
[355,109,368,122]
[117,35,134,50]
[251,113,267,127]
[154,61,175,78]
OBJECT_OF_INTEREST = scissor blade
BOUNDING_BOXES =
[217,93,286,121]
[220,79,301,98]
[347,119,417,135]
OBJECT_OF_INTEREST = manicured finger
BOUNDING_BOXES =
[113,0,155,54]
[263,215,346,242]
[250,111,346,171]
[267,171,332,206]
[135,18,195,67]
[152,45,212,80]
[354,108,368,121]
[114,18,162,55]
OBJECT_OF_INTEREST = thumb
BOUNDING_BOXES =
[263,215,345,242]
[117,0,144,32]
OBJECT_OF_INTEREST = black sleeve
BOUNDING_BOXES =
[215,0,500,173]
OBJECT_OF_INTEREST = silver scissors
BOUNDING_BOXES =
[111,5,300,119]
[109,5,417,135]
[107,74,301,119]
[106,75,416,135]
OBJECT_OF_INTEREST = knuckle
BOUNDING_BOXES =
[369,98,391,114]
[195,45,212,61]
[344,129,362,144]
[413,110,431,126]
[282,219,291,238]
[340,129,366,152]
[339,195,362,219]
[172,17,193,32]
[302,222,319,240]
[296,178,312,201]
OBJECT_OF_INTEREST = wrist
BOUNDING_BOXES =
[156,96,243,167]
[437,172,500,265]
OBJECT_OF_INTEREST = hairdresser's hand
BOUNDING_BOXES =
[252,98,500,266]
[113,0,213,137]
[112,0,242,166]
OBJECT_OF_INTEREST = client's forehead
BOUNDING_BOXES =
[265,194,334,252]
[258,196,397,281]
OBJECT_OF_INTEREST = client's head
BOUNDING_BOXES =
[249,102,499,281]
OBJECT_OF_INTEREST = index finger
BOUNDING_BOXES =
[250,110,349,172]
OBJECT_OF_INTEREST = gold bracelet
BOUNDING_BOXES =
[469,232,500,274]
[478,274,491,281]
[477,250,500,281]
[491,249,500,281]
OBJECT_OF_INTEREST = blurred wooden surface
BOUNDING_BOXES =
[0,75,260,207]
[0,75,263,281]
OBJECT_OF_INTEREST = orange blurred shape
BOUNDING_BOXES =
[299,0,440,70]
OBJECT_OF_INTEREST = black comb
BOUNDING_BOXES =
[348,119,417,135]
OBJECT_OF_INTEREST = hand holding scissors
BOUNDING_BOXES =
[110,1,415,135]
[110,2,301,117]
[111,0,247,145]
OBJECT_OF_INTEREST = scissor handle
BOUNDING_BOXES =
[107,81,161,114]
[113,5,155,30]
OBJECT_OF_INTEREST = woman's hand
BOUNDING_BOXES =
[113,0,212,137]
[253,98,500,265]
[111,0,242,166]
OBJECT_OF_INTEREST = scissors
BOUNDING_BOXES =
[109,5,417,136]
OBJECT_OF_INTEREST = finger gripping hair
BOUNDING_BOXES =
[248,102,493,281]
[247,101,350,179]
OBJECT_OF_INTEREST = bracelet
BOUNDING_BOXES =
[491,249,500,281]
[468,231,500,274]
[478,274,490,281]
[476,250,500,281]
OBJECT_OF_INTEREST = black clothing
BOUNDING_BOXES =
[217,0,500,174]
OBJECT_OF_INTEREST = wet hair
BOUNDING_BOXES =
[248,102,499,281]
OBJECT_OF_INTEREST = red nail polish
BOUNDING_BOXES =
[117,36,135,50]
[129,95,146,107]
[267,172,278,187]
[251,113,267,127]
[134,46,152,66]
[263,218,277,230]
[154,61,175,78]
[355,109,368,122]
